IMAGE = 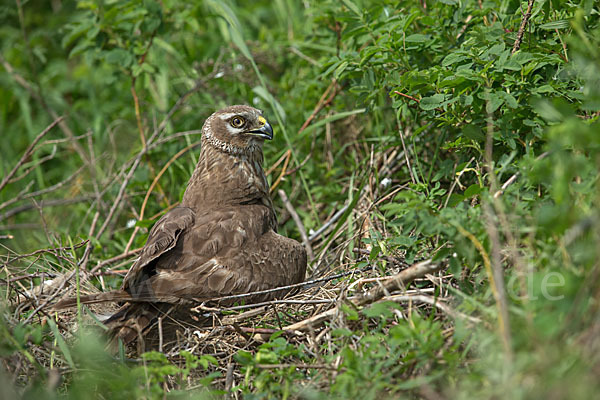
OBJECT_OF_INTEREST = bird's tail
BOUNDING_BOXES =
[52,290,133,309]
[104,303,160,352]
[52,290,161,351]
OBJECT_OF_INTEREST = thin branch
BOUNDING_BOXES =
[278,189,314,261]
[493,151,549,198]
[281,260,441,333]
[189,265,372,310]
[298,79,340,134]
[0,197,91,223]
[88,248,143,275]
[0,117,63,193]
[512,0,535,54]
[0,165,86,212]
[308,204,349,242]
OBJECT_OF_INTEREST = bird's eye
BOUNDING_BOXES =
[230,116,245,128]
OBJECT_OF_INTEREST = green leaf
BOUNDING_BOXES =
[442,53,467,67]
[464,184,482,197]
[340,303,359,320]
[531,85,556,94]
[539,20,571,30]
[498,92,519,108]
[511,52,534,65]
[252,86,287,123]
[47,318,75,369]
[362,301,396,319]
[404,34,431,43]
[205,0,252,60]
[105,49,134,67]
[341,0,361,16]
[486,92,504,113]
[419,94,445,110]
[301,108,366,134]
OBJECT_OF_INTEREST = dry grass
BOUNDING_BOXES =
[1,169,464,395]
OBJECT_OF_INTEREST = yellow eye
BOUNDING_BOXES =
[230,116,245,128]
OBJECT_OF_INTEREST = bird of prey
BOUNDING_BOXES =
[55,105,307,347]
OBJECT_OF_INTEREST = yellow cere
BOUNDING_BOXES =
[258,116,266,126]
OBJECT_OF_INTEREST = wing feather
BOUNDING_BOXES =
[122,206,195,291]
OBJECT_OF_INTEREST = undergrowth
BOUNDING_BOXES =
[1,0,599,398]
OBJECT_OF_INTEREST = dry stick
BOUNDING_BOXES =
[254,363,339,370]
[308,204,349,242]
[397,121,417,184]
[269,150,292,193]
[130,30,156,149]
[393,90,420,103]
[278,189,314,261]
[158,316,164,353]
[483,202,512,343]
[298,79,338,133]
[282,260,441,333]
[8,145,57,184]
[1,240,88,268]
[493,151,549,198]
[265,149,292,176]
[190,266,372,311]
[373,293,481,323]
[512,0,535,54]
[88,247,143,276]
[0,165,86,212]
[0,196,95,222]
[0,117,63,193]
[76,156,143,276]
[456,15,474,39]
[225,362,235,396]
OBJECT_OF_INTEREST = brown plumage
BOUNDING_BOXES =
[55,105,307,348]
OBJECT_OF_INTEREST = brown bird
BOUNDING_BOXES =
[55,105,307,347]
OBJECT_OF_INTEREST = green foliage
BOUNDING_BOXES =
[1,0,600,398]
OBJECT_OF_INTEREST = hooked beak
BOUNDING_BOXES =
[247,116,273,140]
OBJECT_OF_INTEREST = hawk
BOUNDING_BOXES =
[56,105,307,347]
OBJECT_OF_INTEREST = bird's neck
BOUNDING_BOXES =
[181,144,272,211]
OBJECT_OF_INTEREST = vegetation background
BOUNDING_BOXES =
[1,0,599,398]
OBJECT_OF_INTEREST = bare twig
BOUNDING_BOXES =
[281,260,441,333]
[393,90,420,103]
[512,0,535,54]
[0,117,63,193]
[298,79,340,134]
[190,265,372,310]
[493,151,549,198]
[254,363,339,370]
[483,203,512,356]
[88,248,143,275]
[0,165,86,212]
[278,189,314,261]
[383,294,481,324]
[0,196,94,222]
[308,204,349,242]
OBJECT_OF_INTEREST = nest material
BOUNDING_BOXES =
[1,148,468,395]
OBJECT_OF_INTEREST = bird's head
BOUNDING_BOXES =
[202,105,274,155]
